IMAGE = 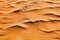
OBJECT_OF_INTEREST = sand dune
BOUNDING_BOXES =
[0,0,60,40]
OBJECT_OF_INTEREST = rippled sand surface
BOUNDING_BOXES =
[0,0,60,40]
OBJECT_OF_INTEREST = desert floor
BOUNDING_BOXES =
[0,0,60,40]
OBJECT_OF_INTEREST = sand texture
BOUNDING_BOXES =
[0,0,60,40]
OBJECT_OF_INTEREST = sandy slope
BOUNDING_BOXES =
[0,0,60,40]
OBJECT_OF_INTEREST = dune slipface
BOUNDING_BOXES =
[0,0,60,40]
